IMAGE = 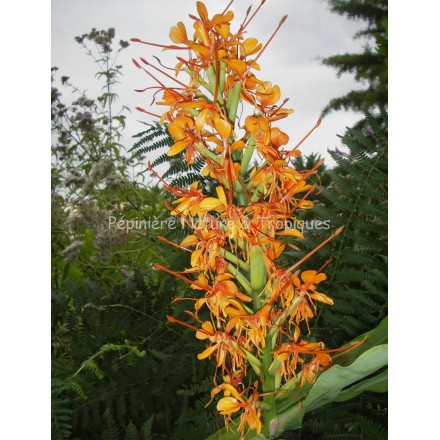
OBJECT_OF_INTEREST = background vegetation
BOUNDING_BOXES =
[51,2,387,438]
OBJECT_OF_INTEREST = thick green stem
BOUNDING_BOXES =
[195,144,221,165]
[236,188,249,207]
[194,91,213,103]
[183,67,213,94]
[220,249,249,272]
[250,245,266,310]
[227,81,242,126]
[227,263,252,294]
[218,61,226,95]
[207,63,225,106]
[240,137,255,176]
[251,183,264,203]
[261,338,277,438]
[233,179,250,207]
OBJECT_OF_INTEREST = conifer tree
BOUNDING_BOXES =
[322,0,388,115]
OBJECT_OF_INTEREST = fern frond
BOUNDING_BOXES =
[102,407,121,440]
[51,379,73,440]
[124,421,139,440]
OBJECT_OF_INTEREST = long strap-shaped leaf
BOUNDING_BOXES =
[277,343,388,432]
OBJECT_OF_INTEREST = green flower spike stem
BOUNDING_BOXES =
[250,244,266,310]
[240,137,256,177]
[226,81,242,125]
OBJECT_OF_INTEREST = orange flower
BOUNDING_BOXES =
[195,274,252,325]
[300,351,332,387]
[293,270,334,305]
[288,270,334,328]
[270,127,289,149]
[167,115,198,161]
[256,81,281,110]
[225,304,271,351]
[170,182,205,218]
[181,225,225,272]
[214,383,262,437]
[135,2,347,436]
[169,21,188,45]
[245,115,270,137]
[196,320,246,372]
[239,38,263,58]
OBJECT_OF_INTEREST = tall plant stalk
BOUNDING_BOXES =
[132,2,387,438]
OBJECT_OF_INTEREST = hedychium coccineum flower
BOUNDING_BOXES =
[132,1,360,438]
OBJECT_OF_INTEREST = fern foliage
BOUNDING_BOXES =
[51,379,73,440]
[288,110,388,346]
[316,110,387,344]
[130,122,207,188]
[130,122,174,156]
[282,110,388,439]
[52,256,219,439]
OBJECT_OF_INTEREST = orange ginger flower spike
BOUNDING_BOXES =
[133,3,351,437]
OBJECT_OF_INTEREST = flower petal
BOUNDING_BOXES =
[310,292,334,305]
[217,397,240,414]
[191,248,204,267]
[181,235,199,247]
[241,38,262,57]
[301,270,317,284]
[168,140,188,156]
[199,197,222,211]
[277,228,304,239]
[195,108,210,132]
[216,186,227,207]
[169,21,188,44]
[196,1,209,22]
[197,344,217,358]
[215,118,232,142]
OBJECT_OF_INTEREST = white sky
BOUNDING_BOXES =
[52,0,366,167]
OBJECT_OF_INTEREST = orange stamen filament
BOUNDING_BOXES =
[286,227,344,274]
[130,37,188,50]
[232,0,267,44]
[222,0,235,15]
[244,15,287,76]
[287,117,322,156]
[140,57,188,88]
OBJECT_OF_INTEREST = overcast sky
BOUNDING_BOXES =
[52,0,366,166]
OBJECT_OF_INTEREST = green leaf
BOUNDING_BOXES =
[334,368,388,402]
[333,316,388,367]
[304,344,388,412]
[274,342,387,433]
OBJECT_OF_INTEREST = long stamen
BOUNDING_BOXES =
[286,227,344,274]
[280,178,316,205]
[140,57,188,88]
[222,0,235,15]
[133,58,167,88]
[157,236,192,252]
[316,258,332,275]
[235,5,252,40]
[286,117,322,156]
[130,37,188,50]
[135,106,162,118]
[155,263,209,290]
[244,15,287,76]
[147,161,182,194]
[232,0,267,44]
[167,315,213,335]
[134,86,160,93]
[152,55,176,71]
